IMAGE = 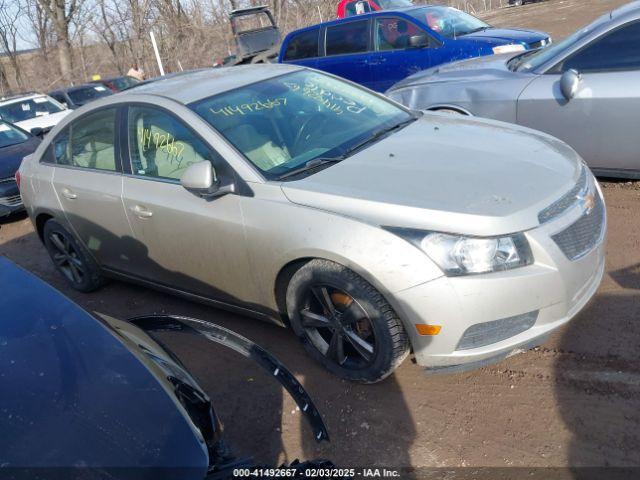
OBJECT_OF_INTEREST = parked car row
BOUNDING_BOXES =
[0,76,140,217]
[280,1,640,178]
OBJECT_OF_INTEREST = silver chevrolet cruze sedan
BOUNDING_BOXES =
[387,2,640,178]
[19,65,606,383]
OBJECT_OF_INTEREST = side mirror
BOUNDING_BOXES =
[560,69,581,101]
[409,35,429,49]
[30,127,44,137]
[180,161,234,199]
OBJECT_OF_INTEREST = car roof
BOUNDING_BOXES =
[0,92,47,105]
[121,64,303,104]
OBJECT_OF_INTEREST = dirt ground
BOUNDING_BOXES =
[2,0,639,474]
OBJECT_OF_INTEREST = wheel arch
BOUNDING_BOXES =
[426,104,473,116]
[35,211,55,243]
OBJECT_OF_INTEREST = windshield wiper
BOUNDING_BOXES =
[277,157,344,180]
[339,116,418,160]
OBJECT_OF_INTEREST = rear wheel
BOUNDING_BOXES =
[286,259,409,383]
[43,219,105,292]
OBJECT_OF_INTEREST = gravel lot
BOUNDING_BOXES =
[1,0,638,472]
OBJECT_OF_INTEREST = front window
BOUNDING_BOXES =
[190,70,412,179]
[407,6,489,39]
[0,96,64,124]
[0,122,30,148]
[375,17,426,51]
[128,106,222,181]
[67,85,113,106]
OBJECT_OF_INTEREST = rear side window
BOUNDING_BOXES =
[48,108,118,172]
[326,20,369,56]
[128,106,221,181]
[560,21,640,72]
[284,30,320,61]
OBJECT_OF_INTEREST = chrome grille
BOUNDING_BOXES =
[0,194,22,207]
[538,168,587,224]
[457,311,539,351]
[552,194,605,261]
[0,176,15,184]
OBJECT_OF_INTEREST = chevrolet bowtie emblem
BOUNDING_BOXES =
[577,191,596,215]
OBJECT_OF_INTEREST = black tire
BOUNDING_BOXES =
[286,259,409,383]
[43,219,105,292]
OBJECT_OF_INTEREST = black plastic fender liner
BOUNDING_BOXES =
[128,315,330,443]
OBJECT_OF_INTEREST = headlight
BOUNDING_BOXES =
[385,228,533,276]
[492,44,526,54]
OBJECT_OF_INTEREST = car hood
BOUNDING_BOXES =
[388,51,525,91]
[281,114,582,237]
[0,136,40,178]
[14,109,71,132]
[460,27,548,45]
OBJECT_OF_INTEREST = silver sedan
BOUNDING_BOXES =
[19,65,605,382]
[387,2,640,178]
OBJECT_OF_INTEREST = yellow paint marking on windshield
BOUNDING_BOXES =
[209,98,287,116]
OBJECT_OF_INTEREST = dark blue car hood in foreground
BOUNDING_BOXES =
[0,137,40,179]
[0,257,209,479]
[460,27,548,45]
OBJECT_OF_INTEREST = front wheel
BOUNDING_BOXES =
[286,259,409,383]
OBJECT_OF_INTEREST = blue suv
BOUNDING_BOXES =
[279,6,550,92]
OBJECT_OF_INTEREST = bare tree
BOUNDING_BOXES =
[35,0,84,84]
[0,0,25,90]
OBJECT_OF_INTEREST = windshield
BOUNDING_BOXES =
[68,85,113,105]
[513,12,610,72]
[108,77,140,91]
[0,122,30,148]
[0,96,64,124]
[190,70,411,179]
[408,6,489,39]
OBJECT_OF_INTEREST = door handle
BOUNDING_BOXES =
[131,205,153,218]
[61,188,77,200]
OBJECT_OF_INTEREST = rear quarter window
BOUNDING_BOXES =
[284,29,320,61]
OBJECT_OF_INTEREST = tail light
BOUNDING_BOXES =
[15,171,21,190]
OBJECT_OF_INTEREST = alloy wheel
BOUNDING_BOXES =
[48,232,86,285]
[300,285,376,369]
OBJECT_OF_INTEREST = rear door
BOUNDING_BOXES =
[46,107,134,272]
[369,16,433,92]
[517,20,640,173]
[120,104,252,303]
[317,19,373,88]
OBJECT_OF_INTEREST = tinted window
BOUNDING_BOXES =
[50,108,117,171]
[326,20,369,56]
[190,70,411,179]
[284,29,320,61]
[560,21,640,73]
[0,122,30,148]
[128,106,220,181]
[67,85,113,106]
[375,17,425,51]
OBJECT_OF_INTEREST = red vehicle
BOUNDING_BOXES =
[336,0,413,18]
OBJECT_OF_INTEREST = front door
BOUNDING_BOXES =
[517,20,640,173]
[120,105,253,304]
[369,16,432,92]
[49,107,134,272]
